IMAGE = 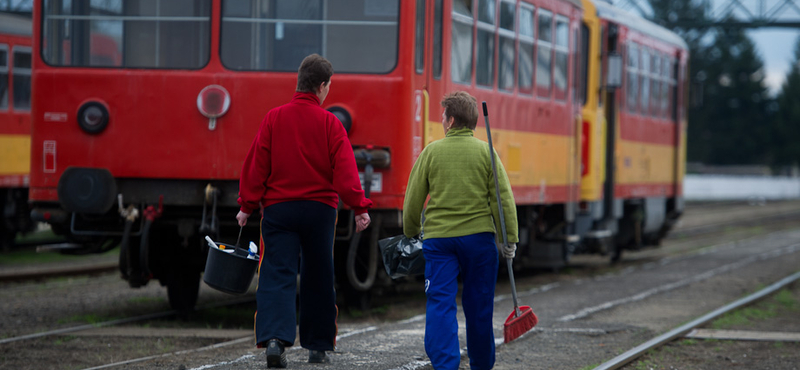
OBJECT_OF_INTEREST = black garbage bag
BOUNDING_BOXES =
[378,235,425,279]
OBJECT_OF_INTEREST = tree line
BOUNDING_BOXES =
[648,0,800,171]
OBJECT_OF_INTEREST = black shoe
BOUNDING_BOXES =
[308,350,330,364]
[265,339,287,368]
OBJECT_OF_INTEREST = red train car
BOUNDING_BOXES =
[28,0,684,310]
[0,13,33,249]
[572,0,688,263]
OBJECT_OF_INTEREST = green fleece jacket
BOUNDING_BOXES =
[403,127,519,243]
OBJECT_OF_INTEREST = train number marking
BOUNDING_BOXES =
[44,112,68,122]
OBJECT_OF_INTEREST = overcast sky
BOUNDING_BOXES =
[750,28,799,95]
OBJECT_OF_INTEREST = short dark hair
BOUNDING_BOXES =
[441,91,479,129]
[296,54,333,93]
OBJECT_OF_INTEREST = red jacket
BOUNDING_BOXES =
[238,92,373,215]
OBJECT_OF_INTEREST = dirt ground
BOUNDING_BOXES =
[620,281,800,370]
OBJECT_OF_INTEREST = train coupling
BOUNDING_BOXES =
[354,147,390,168]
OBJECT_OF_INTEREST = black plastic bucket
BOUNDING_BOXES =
[203,243,259,295]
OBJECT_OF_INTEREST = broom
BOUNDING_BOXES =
[482,102,539,343]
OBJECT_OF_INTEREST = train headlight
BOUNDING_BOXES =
[197,85,231,131]
[328,106,352,133]
[77,101,110,134]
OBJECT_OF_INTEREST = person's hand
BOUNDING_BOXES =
[502,243,517,259]
[236,211,250,227]
[355,213,371,233]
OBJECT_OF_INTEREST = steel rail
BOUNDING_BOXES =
[593,270,800,370]
[0,296,255,345]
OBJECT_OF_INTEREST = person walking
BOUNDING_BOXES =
[236,54,372,368]
[403,91,518,370]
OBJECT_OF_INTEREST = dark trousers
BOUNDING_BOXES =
[423,232,498,370]
[255,200,338,351]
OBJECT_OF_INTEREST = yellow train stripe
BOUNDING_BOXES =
[425,121,575,187]
[0,135,31,175]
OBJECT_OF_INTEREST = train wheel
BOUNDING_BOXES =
[167,270,200,316]
[610,241,623,263]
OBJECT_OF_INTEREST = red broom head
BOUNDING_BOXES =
[503,305,538,343]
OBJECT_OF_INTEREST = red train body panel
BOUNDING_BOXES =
[26,0,686,309]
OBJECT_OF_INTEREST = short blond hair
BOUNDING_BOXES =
[441,91,479,130]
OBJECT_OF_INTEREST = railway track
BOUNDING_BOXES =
[0,296,256,345]
[2,201,800,369]
[595,271,800,370]
[3,201,799,284]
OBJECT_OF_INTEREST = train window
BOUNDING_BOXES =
[0,45,7,110]
[479,0,496,23]
[518,5,534,94]
[639,47,650,114]
[451,0,474,84]
[12,47,30,111]
[626,43,638,113]
[650,52,660,117]
[498,0,516,91]
[553,16,569,101]
[536,9,553,98]
[222,0,399,73]
[661,55,670,119]
[42,0,210,69]
[579,23,589,105]
[415,0,426,74]
[433,0,443,79]
[476,0,495,87]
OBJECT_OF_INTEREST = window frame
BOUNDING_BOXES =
[497,0,516,92]
[517,3,535,95]
[451,1,475,85]
[639,46,650,115]
[433,0,444,79]
[535,8,554,99]
[415,0,426,74]
[553,14,569,101]
[220,1,400,74]
[626,42,639,114]
[11,46,31,112]
[0,44,8,111]
[41,1,213,70]
[475,0,496,88]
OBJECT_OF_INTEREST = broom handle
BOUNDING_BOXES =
[482,102,522,319]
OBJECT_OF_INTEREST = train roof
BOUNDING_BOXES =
[591,0,688,50]
[0,13,32,37]
[562,0,584,9]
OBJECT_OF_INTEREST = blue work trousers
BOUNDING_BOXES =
[255,200,338,351]
[423,232,499,370]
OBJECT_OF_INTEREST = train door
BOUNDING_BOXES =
[412,0,443,155]
[412,0,427,158]
[424,0,445,148]
[671,50,686,213]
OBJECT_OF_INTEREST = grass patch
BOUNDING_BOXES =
[774,289,797,309]
[14,229,62,244]
[57,314,116,326]
[711,288,797,329]
[0,246,119,266]
[54,335,77,345]
[578,364,599,370]
[127,296,165,305]
[632,358,659,370]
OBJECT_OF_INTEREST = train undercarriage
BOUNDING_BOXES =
[30,173,682,313]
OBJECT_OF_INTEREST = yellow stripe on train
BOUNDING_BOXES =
[616,140,676,184]
[426,121,575,187]
[0,135,31,175]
